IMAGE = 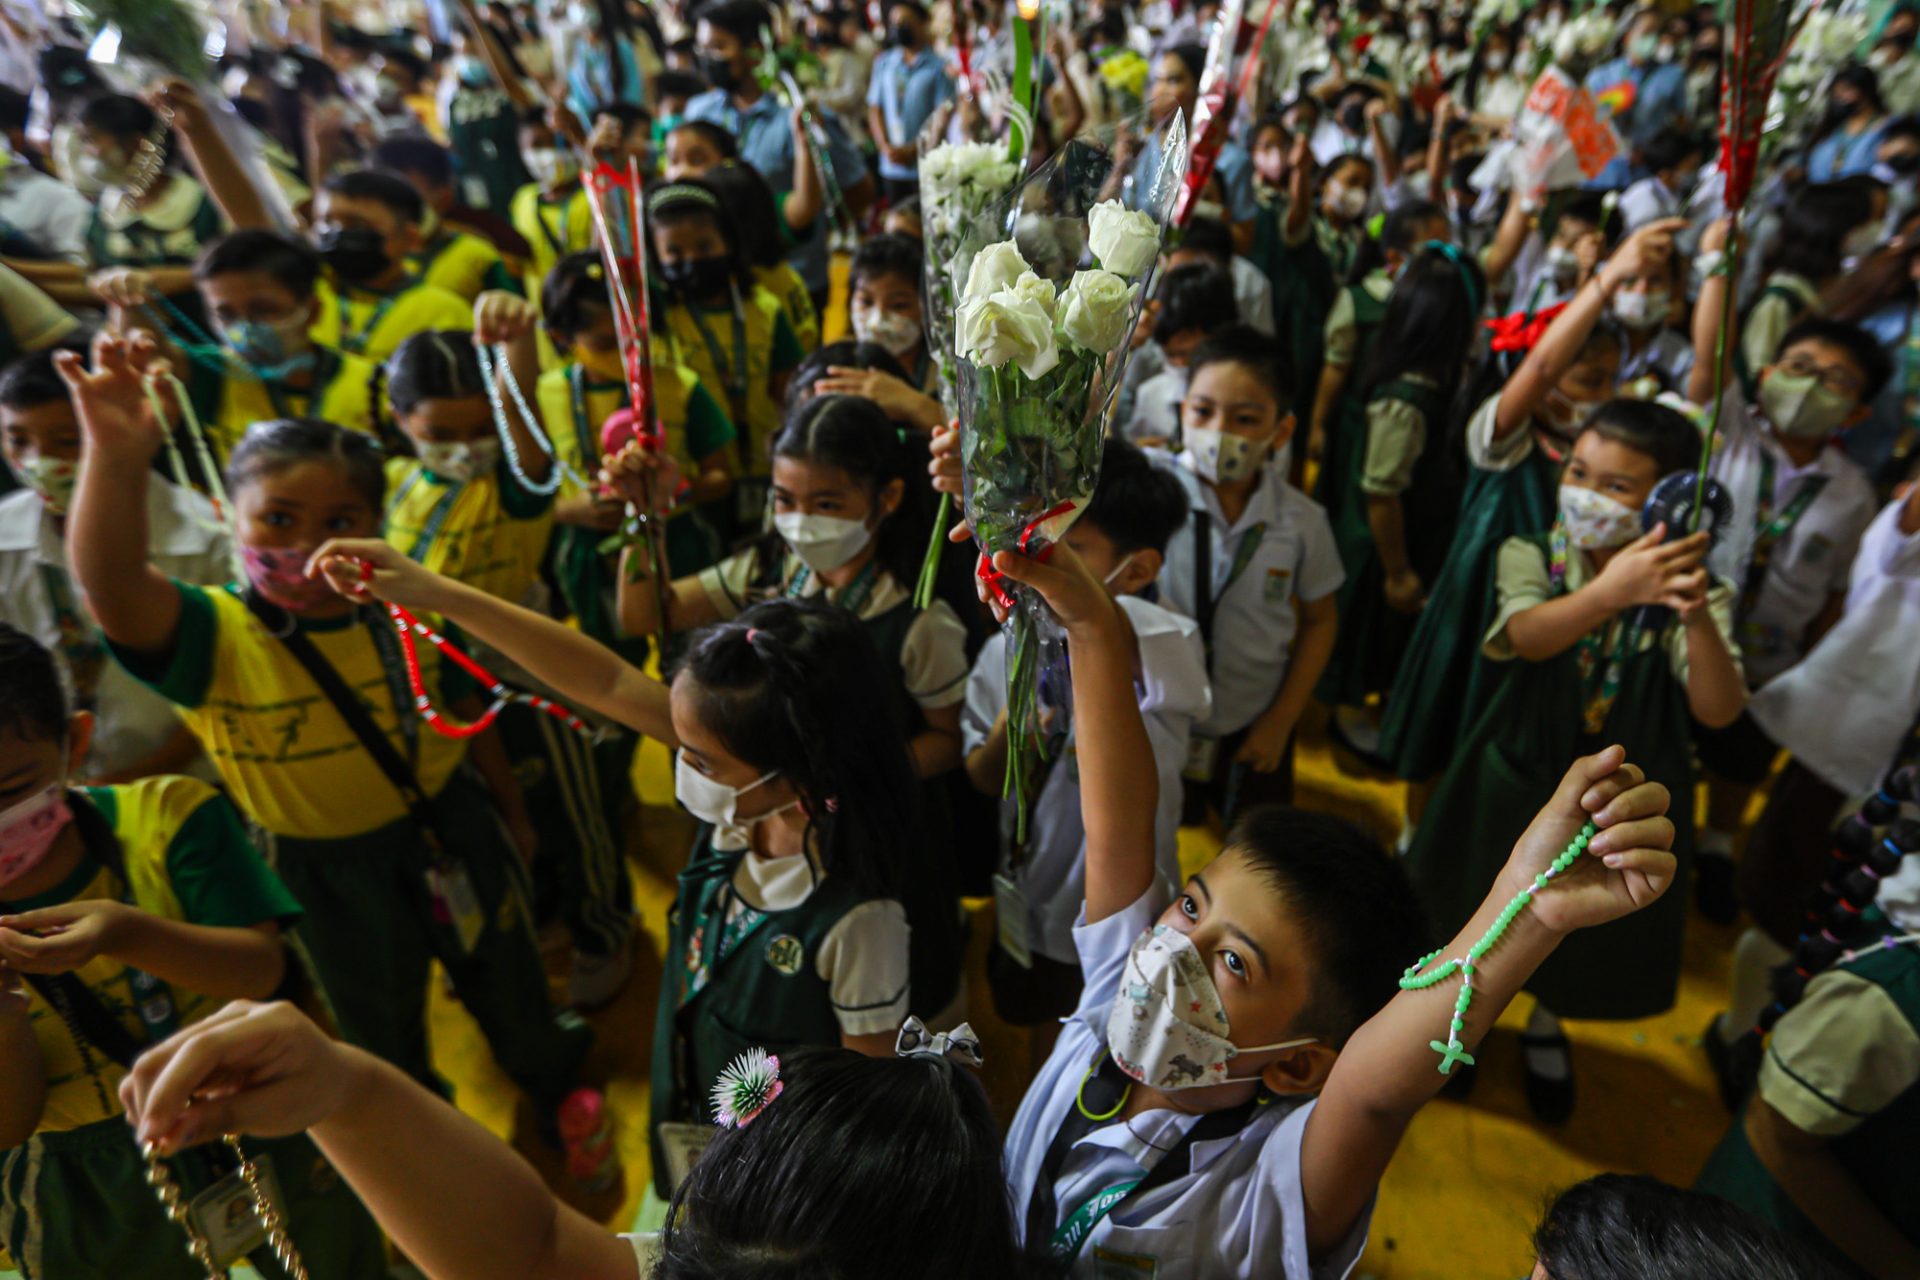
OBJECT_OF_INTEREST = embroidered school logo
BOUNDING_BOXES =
[1263,567,1291,604]
[765,935,804,975]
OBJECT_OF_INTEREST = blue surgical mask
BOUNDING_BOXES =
[225,306,317,380]
[455,56,490,86]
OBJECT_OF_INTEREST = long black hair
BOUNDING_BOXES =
[752,393,930,592]
[1533,1174,1846,1280]
[657,1047,1043,1280]
[1359,243,1486,404]
[697,162,788,271]
[675,598,921,898]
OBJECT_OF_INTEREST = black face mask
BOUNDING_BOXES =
[699,55,739,93]
[660,255,734,298]
[315,226,391,284]
[1340,101,1368,134]
[890,23,918,48]
[1891,151,1920,176]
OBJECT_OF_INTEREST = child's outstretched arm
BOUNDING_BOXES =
[308,539,676,745]
[1299,746,1676,1258]
[121,1002,638,1280]
[1676,577,1746,729]
[1496,217,1688,440]
[58,334,185,656]
[600,444,726,638]
[1687,218,1736,408]
[474,292,553,485]
[983,545,1157,924]
[0,970,46,1150]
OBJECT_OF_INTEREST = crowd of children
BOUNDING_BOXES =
[1,0,1919,1276]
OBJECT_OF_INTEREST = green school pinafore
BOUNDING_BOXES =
[1379,437,1561,780]
[1403,533,1696,1021]
[1317,375,1457,707]
[1247,197,1338,410]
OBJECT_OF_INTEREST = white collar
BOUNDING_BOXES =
[0,488,45,553]
[729,845,822,910]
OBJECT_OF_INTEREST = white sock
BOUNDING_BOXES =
[1524,1004,1569,1080]
[1723,928,1791,1042]
[1699,827,1736,859]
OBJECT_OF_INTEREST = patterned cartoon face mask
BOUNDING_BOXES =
[1104,924,1316,1091]
[1556,483,1644,551]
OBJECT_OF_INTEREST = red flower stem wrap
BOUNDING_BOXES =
[976,500,1075,609]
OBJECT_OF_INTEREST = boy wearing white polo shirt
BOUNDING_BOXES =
[1684,269,1889,919]
[964,440,1211,1064]
[1149,326,1344,825]
[0,351,228,783]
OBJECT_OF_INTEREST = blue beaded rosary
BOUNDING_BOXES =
[474,342,591,496]
[1398,821,1599,1075]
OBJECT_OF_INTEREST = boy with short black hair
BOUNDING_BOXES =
[0,623,385,1277]
[963,439,1209,1060]
[1124,263,1239,446]
[309,170,475,362]
[369,135,523,300]
[990,514,1680,1278]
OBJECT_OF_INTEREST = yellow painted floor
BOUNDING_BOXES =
[427,704,1741,1278]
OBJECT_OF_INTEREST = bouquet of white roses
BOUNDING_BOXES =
[918,136,1025,410]
[952,121,1187,837]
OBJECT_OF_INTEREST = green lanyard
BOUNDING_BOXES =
[1738,449,1828,623]
[1049,1179,1144,1262]
[684,285,751,442]
[568,364,630,481]
[787,557,881,616]
[683,883,771,1002]
[37,562,107,712]
[1549,526,1642,736]
[336,282,409,356]
[263,348,341,422]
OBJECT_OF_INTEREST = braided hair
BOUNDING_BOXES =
[675,598,921,898]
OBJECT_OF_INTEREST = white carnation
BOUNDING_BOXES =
[962,241,1031,300]
[1086,200,1162,278]
[1058,269,1137,354]
[956,287,1060,380]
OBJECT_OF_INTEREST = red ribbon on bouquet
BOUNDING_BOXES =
[976,500,1076,609]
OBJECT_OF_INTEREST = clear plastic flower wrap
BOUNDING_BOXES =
[952,115,1188,836]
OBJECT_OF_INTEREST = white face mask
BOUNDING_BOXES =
[1483,49,1507,72]
[1557,483,1643,550]
[1545,243,1579,282]
[1546,391,1606,439]
[1183,425,1273,484]
[1327,181,1368,221]
[1106,925,1316,1091]
[416,437,501,484]
[774,510,873,574]
[852,307,923,359]
[1611,288,1669,331]
[674,751,788,832]
[524,147,578,188]
[1760,372,1855,440]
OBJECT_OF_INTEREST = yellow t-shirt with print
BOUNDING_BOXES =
[661,284,803,480]
[534,360,738,503]
[412,229,521,304]
[310,277,474,364]
[384,454,555,603]
[754,262,819,355]
[204,347,381,464]
[108,583,473,839]
[7,779,302,1136]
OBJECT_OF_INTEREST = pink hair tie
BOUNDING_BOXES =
[746,628,760,643]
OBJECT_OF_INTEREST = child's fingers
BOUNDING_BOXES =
[1591,776,1670,831]
[1553,745,1628,815]
[1588,813,1675,859]
[1595,846,1678,903]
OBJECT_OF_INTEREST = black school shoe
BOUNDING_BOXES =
[1694,851,1741,925]
[1520,1031,1575,1124]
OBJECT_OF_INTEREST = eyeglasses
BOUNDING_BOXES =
[1775,356,1865,399]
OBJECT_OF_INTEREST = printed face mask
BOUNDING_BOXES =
[1557,483,1643,550]
[1760,371,1855,440]
[524,147,579,189]
[1184,425,1272,484]
[1106,925,1317,1091]
[0,777,72,889]
[417,437,502,484]
[774,510,873,574]
[241,544,335,611]
[1611,288,1669,331]
[852,307,923,359]
[20,456,78,515]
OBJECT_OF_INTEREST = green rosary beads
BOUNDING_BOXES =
[1399,821,1599,1075]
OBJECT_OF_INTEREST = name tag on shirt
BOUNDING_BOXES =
[189,1154,284,1268]
[994,873,1032,969]
[1263,567,1291,605]
[1183,735,1220,784]
[1092,1247,1161,1277]
[657,1122,717,1194]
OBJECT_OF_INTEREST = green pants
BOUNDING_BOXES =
[266,770,592,1110]
[503,701,633,960]
[1,1118,384,1279]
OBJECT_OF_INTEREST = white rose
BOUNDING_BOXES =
[962,240,1031,300]
[1009,270,1057,317]
[1086,199,1162,278]
[956,288,1060,380]
[1058,269,1138,354]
